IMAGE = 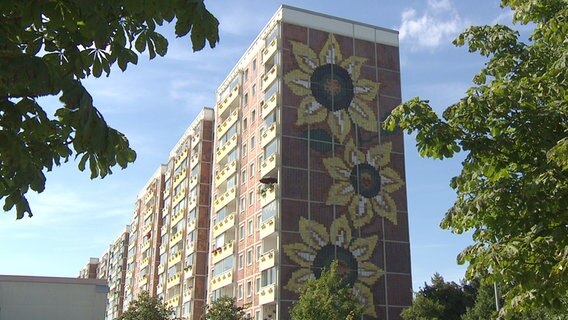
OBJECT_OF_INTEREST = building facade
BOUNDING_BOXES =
[106,226,130,319]
[80,6,411,320]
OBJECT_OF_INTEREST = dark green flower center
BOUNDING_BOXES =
[312,244,358,286]
[310,64,354,112]
[350,163,381,198]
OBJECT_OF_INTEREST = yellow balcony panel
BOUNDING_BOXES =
[261,122,277,148]
[141,239,151,253]
[187,195,197,209]
[168,251,183,266]
[211,240,235,265]
[166,272,181,289]
[260,154,277,178]
[215,134,238,161]
[160,224,169,237]
[142,223,152,236]
[212,212,236,239]
[259,250,276,271]
[169,230,184,248]
[175,147,189,168]
[218,85,239,116]
[156,282,164,295]
[260,216,277,240]
[259,284,276,305]
[214,186,237,212]
[187,219,197,233]
[171,208,185,226]
[216,108,239,137]
[189,174,199,189]
[261,65,278,92]
[190,153,200,169]
[144,190,155,204]
[127,255,134,264]
[140,256,150,268]
[215,160,237,186]
[173,170,186,189]
[210,270,233,291]
[166,295,180,308]
[158,263,165,275]
[186,241,196,255]
[184,265,194,279]
[172,188,186,207]
[138,275,149,287]
[262,38,278,64]
[261,92,278,119]
[260,185,276,208]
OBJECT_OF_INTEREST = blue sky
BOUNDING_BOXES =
[0,0,515,290]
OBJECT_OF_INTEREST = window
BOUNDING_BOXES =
[246,280,252,297]
[247,249,253,265]
[248,219,253,236]
[258,155,264,170]
[257,245,262,260]
[261,201,276,222]
[256,214,262,229]
[244,68,249,82]
[249,191,254,205]
[252,84,256,96]
[249,163,255,179]
[244,93,248,106]
[250,135,255,149]
[241,168,247,183]
[256,277,261,293]
[252,58,257,71]
[242,143,247,156]
[239,254,244,269]
[238,283,243,299]
[243,117,247,130]
[240,196,246,212]
[264,140,277,159]
[261,267,276,287]
[256,310,261,320]
[239,224,245,240]
[212,256,233,277]
[251,109,256,121]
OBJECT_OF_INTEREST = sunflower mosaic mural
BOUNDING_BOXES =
[283,216,383,317]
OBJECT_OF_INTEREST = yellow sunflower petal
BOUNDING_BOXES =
[326,181,355,206]
[284,69,311,97]
[353,282,377,317]
[296,96,327,126]
[327,110,351,143]
[299,217,329,249]
[319,34,343,65]
[350,235,378,261]
[349,98,378,133]
[367,142,392,168]
[348,195,374,228]
[283,242,317,267]
[373,193,398,225]
[340,56,366,81]
[380,167,404,193]
[330,215,352,247]
[358,261,384,286]
[290,41,319,74]
[285,268,315,293]
[322,157,351,181]
[344,139,365,166]
[354,79,380,102]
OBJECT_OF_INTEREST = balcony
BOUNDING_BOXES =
[172,188,186,207]
[259,185,276,208]
[211,240,235,265]
[218,85,239,116]
[215,160,237,186]
[260,153,277,178]
[161,223,169,237]
[215,134,238,162]
[171,209,185,227]
[261,92,278,119]
[141,239,151,253]
[169,230,184,248]
[175,147,189,168]
[259,284,276,305]
[156,282,164,294]
[184,265,194,279]
[168,251,183,266]
[216,108,239,137]
[210,270,233,291]
[190,153,200,169]
[144,190,154,204]
[212,212,235,238]
[187,195,197,210]
[166,272,181,289]
[183,287,193,300]
[214,186,236,212]
[166,294,180,308]
[140,256,150,268]
[261,122,277,148]
[158,263,165,275]
[138,275,148,287]
[189,174,199,189]
[262,38,278,64]
[173,169,186,189]
[260,216,277,240]
[142,223,152,237]
[261,65,278,92]
[259,250,276,271]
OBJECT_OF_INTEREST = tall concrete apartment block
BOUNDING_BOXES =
[156,108,214,319]
[209,6,411,320]
[106,226,130,319]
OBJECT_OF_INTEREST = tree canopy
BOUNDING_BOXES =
[289,261,364,320]
[118,291,173,320]
[386,0,567,315]
[0,0,219,219]
[200,296,246,320]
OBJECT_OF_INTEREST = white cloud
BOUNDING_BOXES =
[398,0,464,50]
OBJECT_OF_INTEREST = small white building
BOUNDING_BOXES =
[0,275,108,320]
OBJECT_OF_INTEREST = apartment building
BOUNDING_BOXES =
[105,226,130,320]
[78,257,99,279]
[156,108,215,319]
[208,5,411,320]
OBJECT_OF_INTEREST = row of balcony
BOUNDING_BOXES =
[172,188,186,207]
[216,134,238,161]
[210,270,233,291]
[218,85,240,116]
[261,122,277,149]
[211,240,235,265]
[212,212,235,239]
[217,108,239,137]
[215,160,237,186]
[214,186,236,212]
[260,91,278,119]
[166,272,181,289]
[174,147,189,168]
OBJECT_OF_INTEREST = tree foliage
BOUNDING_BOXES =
[386,0,568,314]
[401,274,477,320]
[0,0,219,219]
[289,261,364,320]
[200,296,246,320]
[118,291,173,320]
